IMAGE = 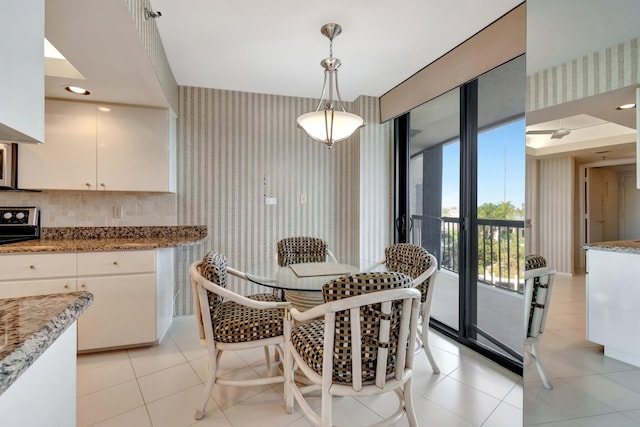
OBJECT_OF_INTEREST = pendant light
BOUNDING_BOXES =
[296,23,365,149]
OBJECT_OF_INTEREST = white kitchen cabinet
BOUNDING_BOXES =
[77,274,156,351]
[76,250,156,351]
[0,323,77,427]
[18,99,174,192]
[0,278,75,298]
[0,0,44,144]
[0,253,76,298]
[0,249,174,352]
[586,248,640,367]
[17,101,95,190]
[97,104,171,191]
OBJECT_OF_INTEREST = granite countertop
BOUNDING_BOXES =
[0,225,208,254]
[582,239,640,254]
[0,291,93,395]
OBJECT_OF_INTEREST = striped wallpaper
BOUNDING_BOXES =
[527,37,639,111]
[173,87,392,315]
[527,36,640,274]
[537,157,575,274]
[124,0,179,112]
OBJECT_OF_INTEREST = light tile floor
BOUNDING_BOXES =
[523,273,640,426]
[77,316,523,427]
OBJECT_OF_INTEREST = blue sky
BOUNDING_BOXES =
[441,119,525,209]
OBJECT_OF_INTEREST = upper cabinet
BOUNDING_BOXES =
[0,1,44,144]
[18,99,175,193]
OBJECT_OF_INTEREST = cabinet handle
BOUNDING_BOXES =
[113,261,119,265]
[80,283,86,289]
[85,182,91,188]
[64,284,70,289]
[100,183,106,188]
[29,265,35,269]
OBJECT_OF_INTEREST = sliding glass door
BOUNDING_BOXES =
[397,55,526,371]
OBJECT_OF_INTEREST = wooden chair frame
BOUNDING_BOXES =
[378,245,440,373]
[284,287,421,427]
[190,261,291,419]
[524,266,556,390]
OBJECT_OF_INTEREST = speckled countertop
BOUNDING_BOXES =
[0,292,93,395]
[0,225,207,254]
[583,239,640,254]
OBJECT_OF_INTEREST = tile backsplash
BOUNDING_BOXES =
[0,190,177,227]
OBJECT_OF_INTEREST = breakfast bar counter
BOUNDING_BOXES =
[583,240,640,368]
[0,291,93,426]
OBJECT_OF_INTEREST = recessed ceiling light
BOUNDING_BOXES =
[97,106,111,112]
[65,86,91,95]
[616,103,636,110]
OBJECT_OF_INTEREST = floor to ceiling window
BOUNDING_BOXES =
[395,55,526,372]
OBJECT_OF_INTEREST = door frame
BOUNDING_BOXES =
[578,158,634,269]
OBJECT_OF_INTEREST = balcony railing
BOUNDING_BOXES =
[411,215,526,293]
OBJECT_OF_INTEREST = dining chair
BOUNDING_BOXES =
[525,254,547,270]
[276,236,337,267]
[379,243,440,373]
[524,264,556,390]
[284,271,421,427]
[190,251,291,420]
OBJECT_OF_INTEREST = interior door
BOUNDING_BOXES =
[622,173,640,239]
[587,168,604,243]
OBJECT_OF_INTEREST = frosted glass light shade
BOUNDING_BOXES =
[297,110,365,147]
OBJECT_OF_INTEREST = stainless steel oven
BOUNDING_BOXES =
[0,143,17,189]
[0,207,40,245]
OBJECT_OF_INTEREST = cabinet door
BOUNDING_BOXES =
[0,0,44,144]
[0,278,76,299]
[18,100,96,190]
[96,105,169,192]
[77,274,156,351]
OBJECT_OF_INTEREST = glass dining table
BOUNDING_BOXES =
[245,258,383,310]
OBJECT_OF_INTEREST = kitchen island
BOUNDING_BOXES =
[583,240,640,367]
[0,291,93,426]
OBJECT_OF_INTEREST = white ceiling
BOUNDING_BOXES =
[525,0,640,163]
[148,0,522,101]
[43,0,638,164]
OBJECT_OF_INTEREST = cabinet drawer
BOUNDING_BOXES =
[77,250,155,276]
[0,253,77,280]
[0,278,76,299]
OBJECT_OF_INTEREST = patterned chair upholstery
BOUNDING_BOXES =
[525,254,547,270]
[276,236,335,266]
[524,265,556,390]
[382,243,440,373]
[190,252,291,419]
[284,272,421,426]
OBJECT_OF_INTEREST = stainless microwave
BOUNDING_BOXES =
[0,143,17,189]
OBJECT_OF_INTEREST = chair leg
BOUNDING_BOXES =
[195,346,218,420]
[421,316,440,374]
[403,377,419,427]
[529,342,553,390]
[263,346,273,376]
[283,319,295,415]
[321,386,332,427]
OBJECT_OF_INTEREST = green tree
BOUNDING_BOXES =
[477,201,523,220]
